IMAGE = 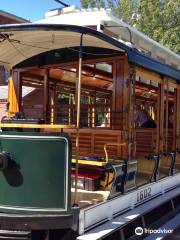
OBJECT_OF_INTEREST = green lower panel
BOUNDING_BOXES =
[0,132,72,214]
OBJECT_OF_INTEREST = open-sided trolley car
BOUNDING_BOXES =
[0,18,179,240]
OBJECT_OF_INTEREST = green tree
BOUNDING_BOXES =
[159,0,180,53]
[114,0,139,25]
[80,0,138,24]
[80,0,180,53]
[136,0,180,53]
[81,0,88,8]
[136,1,162,38]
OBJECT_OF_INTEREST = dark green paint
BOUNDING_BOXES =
[0,132,73,215]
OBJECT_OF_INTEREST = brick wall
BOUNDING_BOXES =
[0,13,28,24]
[23,89,44,119]
[0,16,19,24]
[0,66,7,86]
[0,101,7,121]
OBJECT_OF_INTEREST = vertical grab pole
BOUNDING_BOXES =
[131,67,136,159]
[165,78,169,153]
[74,33,83,206]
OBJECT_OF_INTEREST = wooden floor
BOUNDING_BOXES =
[71,188,110,208]
[135,172,151,186]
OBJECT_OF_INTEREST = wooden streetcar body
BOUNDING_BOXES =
[0,10,179,239]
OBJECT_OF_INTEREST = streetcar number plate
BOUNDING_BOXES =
[137,187,151,202]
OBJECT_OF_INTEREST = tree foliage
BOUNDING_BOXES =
[80,0,180,53]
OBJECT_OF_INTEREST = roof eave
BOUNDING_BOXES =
[127,49,180,81]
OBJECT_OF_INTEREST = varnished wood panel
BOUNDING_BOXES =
[63,129,123,159]
[135,129,156,157]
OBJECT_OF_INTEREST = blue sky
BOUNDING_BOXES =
[1,0,80,22]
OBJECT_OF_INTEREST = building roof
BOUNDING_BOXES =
[0,10,29,23]
[0,86,34,100]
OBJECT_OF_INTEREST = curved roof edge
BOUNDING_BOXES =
[0,23,179,81]
[0,23,130,51]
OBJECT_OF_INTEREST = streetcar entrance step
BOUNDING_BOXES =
[0,230,31,239]
[77,186,180,240]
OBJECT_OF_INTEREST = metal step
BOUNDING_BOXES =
[77,186,180,240]
[0,230,31,240]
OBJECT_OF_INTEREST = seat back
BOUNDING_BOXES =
[64,129,124,160]
[135,129,156,175]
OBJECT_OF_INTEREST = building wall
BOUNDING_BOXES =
[0,88,44,121]
[23,89,44,119]
[0,16,19,24]
[0,12,28,24]
[0,101,7,121]
[0,12,29,120]
[0,66,8,86]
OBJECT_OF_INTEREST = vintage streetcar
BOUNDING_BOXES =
[0,7,179,240]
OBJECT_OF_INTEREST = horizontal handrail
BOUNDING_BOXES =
[0,123,75,129]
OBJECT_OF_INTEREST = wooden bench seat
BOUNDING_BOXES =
[175,163,180,172]
[175,153,180,172]
[72,158,107,167]
[159,156,172,177]
[160,130,175,176]
[135,129,158,185]
[63,129,124,159]
[159,154,175,177]
[136,158,156,186]
[136,172,151,186]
